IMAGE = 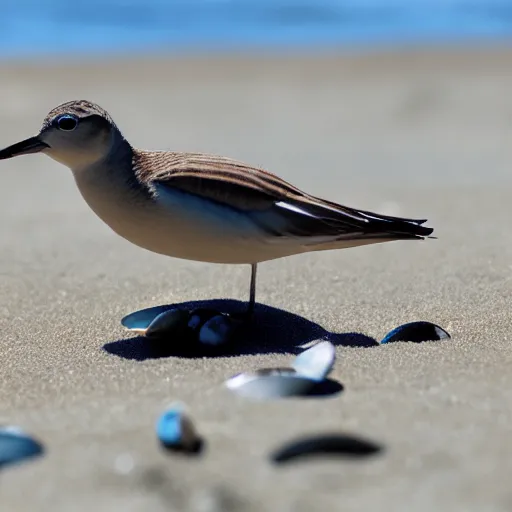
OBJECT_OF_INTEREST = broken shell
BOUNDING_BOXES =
[0,426,44,467]
[292,341,336,381]
[198,314,239,347]
[380,321,451,344]
[225,368,317,399]
[271,433,382,464]
[145,309,190,339]
[156,404,202,453]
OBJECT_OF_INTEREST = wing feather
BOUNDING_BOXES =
[135,151,433,243]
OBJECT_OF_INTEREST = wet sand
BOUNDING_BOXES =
[1,46,512,511]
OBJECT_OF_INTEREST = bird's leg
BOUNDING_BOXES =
[246,263,258,320]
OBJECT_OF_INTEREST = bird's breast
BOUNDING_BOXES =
[72,169,298,264]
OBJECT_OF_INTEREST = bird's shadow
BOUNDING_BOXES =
[103,299,378,361]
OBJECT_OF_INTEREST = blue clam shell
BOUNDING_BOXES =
[292,341,336,381]
[380,321,451,344]
[156,405,201,452]
[121,305,175,334]
[145,309,190,338]
[225,368,318,399]
[188,308,222,331]
[198,314,239,346]
[0,426,44,467]
[121,307,239,350]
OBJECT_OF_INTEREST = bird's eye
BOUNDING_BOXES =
[56,115,78,131]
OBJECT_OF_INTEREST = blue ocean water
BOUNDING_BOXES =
[1,0,512,57]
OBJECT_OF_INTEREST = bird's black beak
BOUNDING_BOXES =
[0,136,49,160]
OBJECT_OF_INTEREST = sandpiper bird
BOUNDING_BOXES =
[0,100,434,318]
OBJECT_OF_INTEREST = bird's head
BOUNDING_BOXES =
[0,100,123,170]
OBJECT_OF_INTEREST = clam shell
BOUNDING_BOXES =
[121,307,240,350]
[0,426,44,467]
[198,314,239,347]
[292,341,336,381]
[156,404,201,453]
[121,305,176,334]
[271,433,382,464]
[380,321,451,344]
[145,309,190,338]
[187,308,221,331]
[225,368,317,399]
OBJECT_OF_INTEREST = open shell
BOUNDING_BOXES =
[122,306,241,351]
[225,341,337,399]
[292,341,336,380]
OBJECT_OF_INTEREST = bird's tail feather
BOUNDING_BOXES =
[355,209,434,239]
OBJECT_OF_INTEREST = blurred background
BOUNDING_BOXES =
[1,0,512,57]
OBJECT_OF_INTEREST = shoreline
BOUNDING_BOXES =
[0,42,511,84]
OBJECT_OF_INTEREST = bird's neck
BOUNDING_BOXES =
[70,137,151,230]
[70,133,132,179]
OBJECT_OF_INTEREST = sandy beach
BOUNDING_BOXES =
[1,46,512,511]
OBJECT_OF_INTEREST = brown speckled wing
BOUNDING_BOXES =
[133,150,433,241]
[133,150,306,210]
